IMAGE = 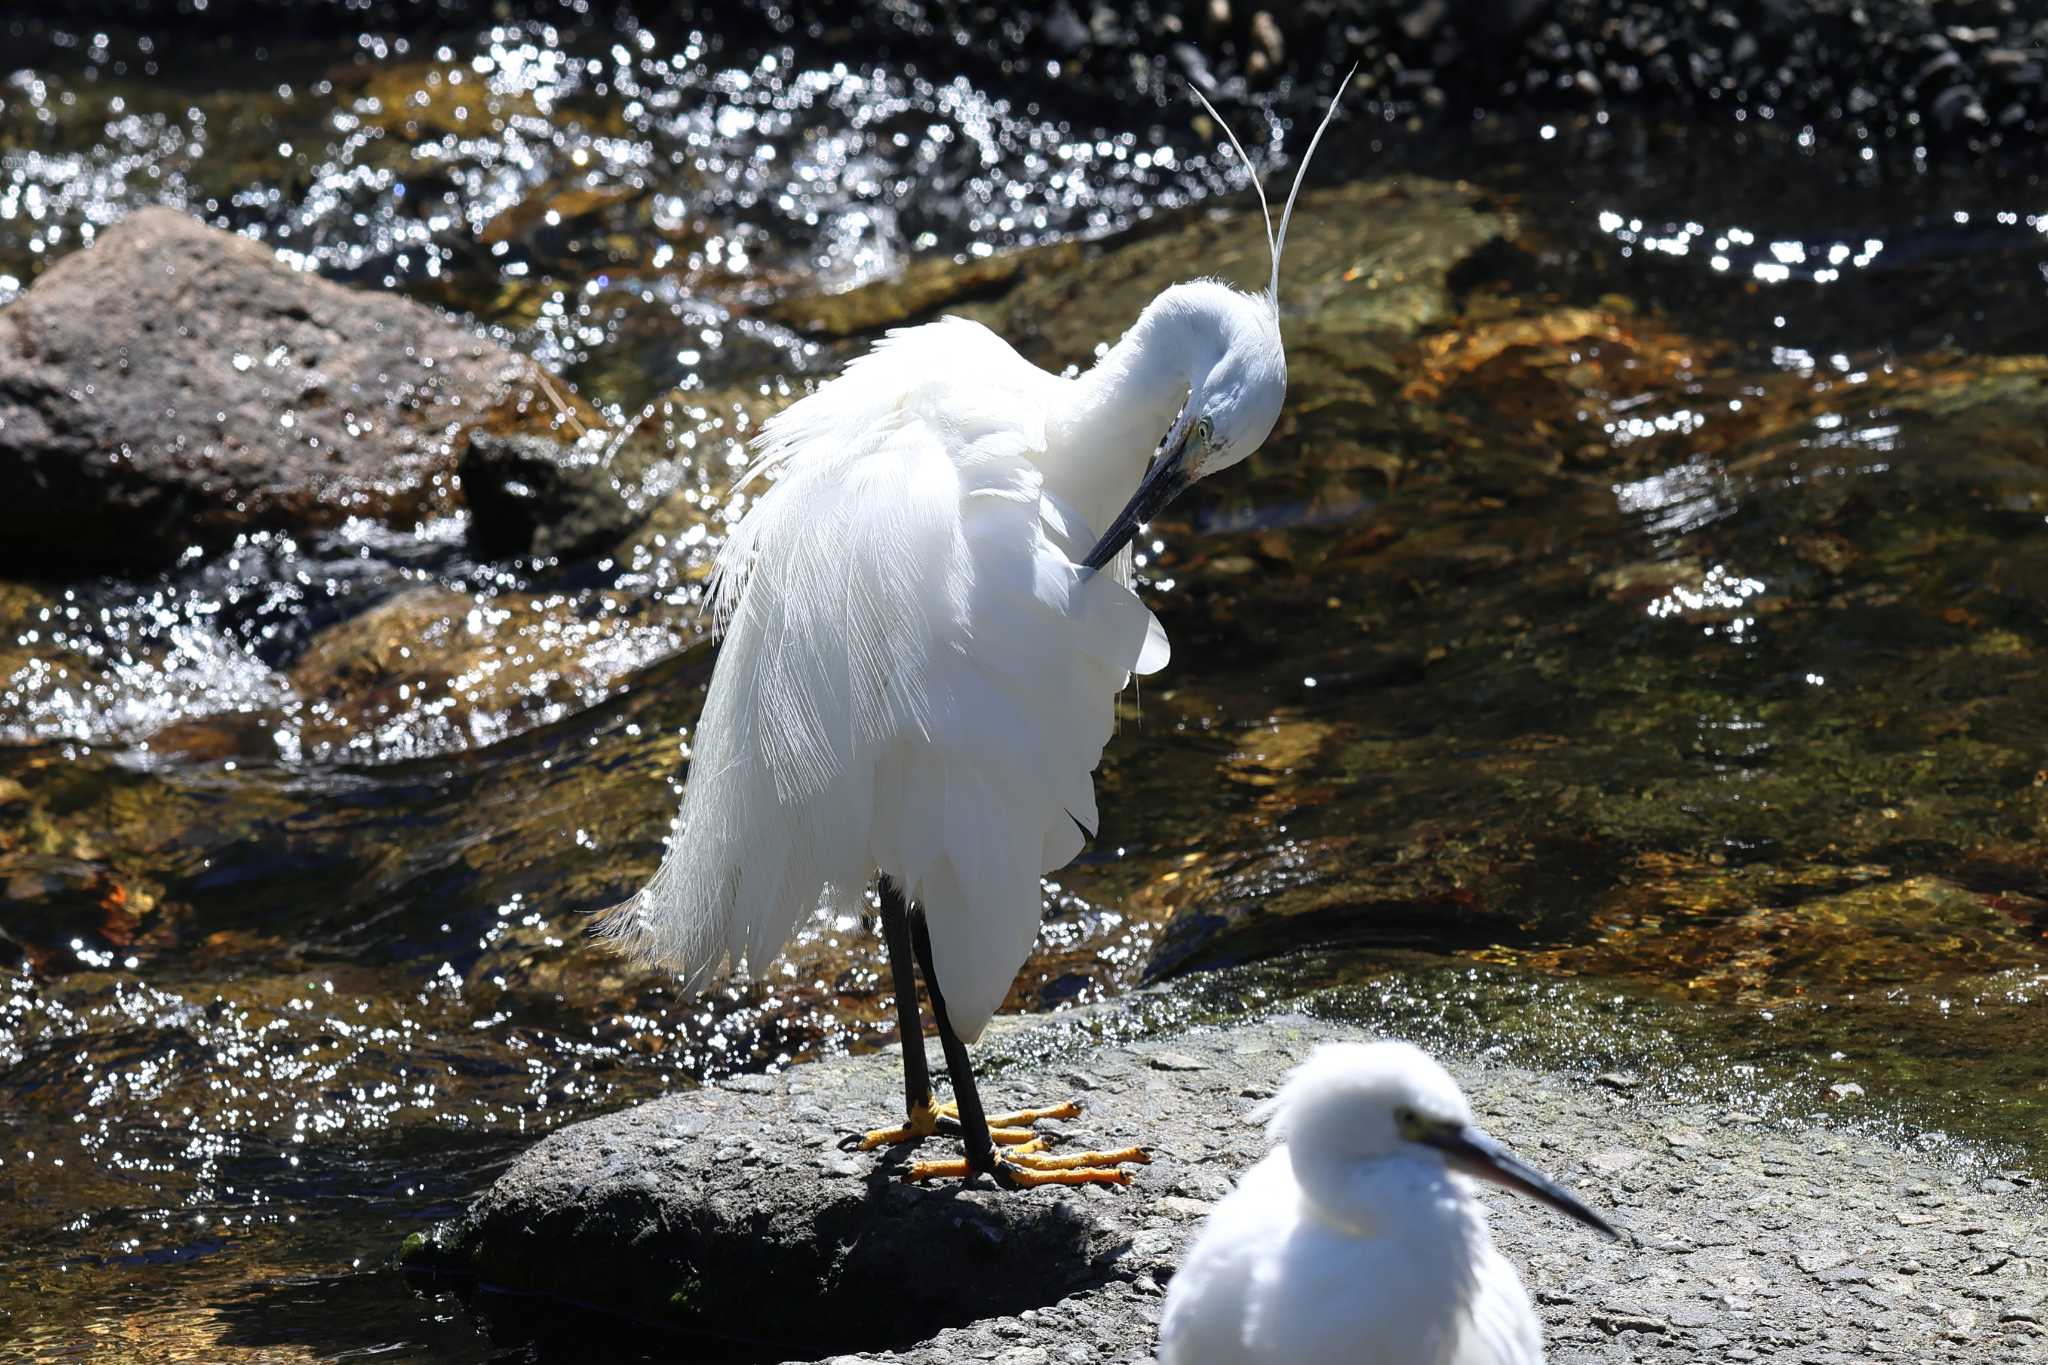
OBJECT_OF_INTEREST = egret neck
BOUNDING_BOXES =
[1045,284,1234,551]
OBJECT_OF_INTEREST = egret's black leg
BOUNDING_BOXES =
[902,908,1151,1189]
[879,877,933,1119]
[841,877,948,1151]
[909,907,1006,1182]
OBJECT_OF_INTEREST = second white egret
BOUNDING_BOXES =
[1157,1041,1619,1364]
[600,83,1350,1188]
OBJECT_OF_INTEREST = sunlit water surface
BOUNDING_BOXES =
[4,13,2048,1364]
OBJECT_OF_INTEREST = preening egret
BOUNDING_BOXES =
[599,82,1352,1187]
[1157,1042,1619,1365]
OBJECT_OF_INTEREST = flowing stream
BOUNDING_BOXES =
[3,10,2047,1362]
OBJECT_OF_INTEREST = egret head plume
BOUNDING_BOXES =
[1079,72,1355,571]
[1187,63,1359,309]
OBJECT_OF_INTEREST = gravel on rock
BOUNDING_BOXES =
[409,1010,2048,1363]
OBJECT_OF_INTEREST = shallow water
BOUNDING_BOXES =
[4,12,2048,1364]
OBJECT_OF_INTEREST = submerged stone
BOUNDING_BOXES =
[956,177,1509,375]
[762,242,1084,338]
[1131,304,2048,1004]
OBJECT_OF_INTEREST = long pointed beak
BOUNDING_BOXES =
[1081,426,1197,570]
[1422,1123,1621,1241]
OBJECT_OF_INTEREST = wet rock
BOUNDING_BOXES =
[1930,83,1988,132]
[0,207,575,576]
[1246,11,1285,84]
[761,243,1082,339]
[23,0,2048,159]
[410,1029,1139,1357]
[284,583,690,760]
[958,177,1508,375]
[458,431,651,561]
[411,1009,2048,1364]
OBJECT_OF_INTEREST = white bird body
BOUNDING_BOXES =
[1159,1042,1617,1365]
[603,290,1282,1041]
[604,80,1359,1188]
[1159,1148,1540,1365]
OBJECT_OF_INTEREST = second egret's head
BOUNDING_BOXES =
[1264,1041,1620,1241]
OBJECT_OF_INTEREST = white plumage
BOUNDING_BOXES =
[1158,1042,1617,1365]
[603,82,1354,1185]
[602,310,1195,1041]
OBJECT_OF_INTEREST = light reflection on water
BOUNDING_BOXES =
[5,21,2048,1365]
[0,17,1273,770]
[0,516,707,762]
[0,22,1246,335]
[1644,563,1767,625]
[1591,202,2048,294]
[1611,455,1737,539]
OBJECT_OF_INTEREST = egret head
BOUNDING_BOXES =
[1081,74,1351,570]
[1264,1041,1620,1240]
[1179,285,1289,481]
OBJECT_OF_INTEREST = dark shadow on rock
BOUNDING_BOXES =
[400,1068,1130,1362]
[459,430,654,562]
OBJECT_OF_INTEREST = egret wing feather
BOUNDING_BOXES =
[1452,1248,1544,1365]
[600,316,1165,1040]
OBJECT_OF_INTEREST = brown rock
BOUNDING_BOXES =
[0,207,580,576]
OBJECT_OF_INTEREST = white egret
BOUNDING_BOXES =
[1157,1042,1620,1364]
[599,81,1352,1188]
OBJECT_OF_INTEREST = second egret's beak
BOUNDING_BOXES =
[1420,1122,1621,1241]
[1081,422,1198,570]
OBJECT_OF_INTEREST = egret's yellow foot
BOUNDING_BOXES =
[903,1144,1149,1188]
[852,1096,943,1151]
[930,1097,1083,1144]
[1010,1146,1151,1172]
[983,1100,1083,1127]
[848,1098,1065,1150]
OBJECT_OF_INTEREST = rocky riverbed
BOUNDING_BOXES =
[12,0,2047,154]
[405,1002,2048,1363]
[5,9,2048,1360]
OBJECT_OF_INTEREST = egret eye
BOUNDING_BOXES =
[1194,416,1214,444]
[1393,1105,1424,1138]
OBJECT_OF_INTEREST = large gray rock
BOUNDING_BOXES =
[404,1009,2048,1364]
[0,207,572,575]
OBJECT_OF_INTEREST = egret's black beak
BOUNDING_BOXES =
[1420,1123,1621,1241]
[1081,424,1197,570]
